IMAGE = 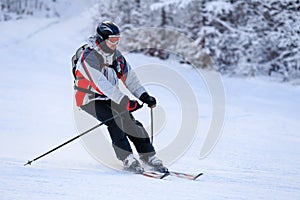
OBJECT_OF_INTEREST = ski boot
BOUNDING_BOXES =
[140,155,168,173]
[123,154,144,174]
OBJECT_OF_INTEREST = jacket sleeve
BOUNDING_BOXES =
[118,55,147,99]
[79,49,126,104]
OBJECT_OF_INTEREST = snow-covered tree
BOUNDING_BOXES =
[3,0,298,81]
[92,0,299,81]
[0,0,59,21]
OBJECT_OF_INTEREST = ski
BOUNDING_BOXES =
[125,169,203,181]
[142,171,170,179]
[141,171,203,181]
[168,171,203,181]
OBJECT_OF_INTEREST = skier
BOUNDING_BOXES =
[71,21,168,173]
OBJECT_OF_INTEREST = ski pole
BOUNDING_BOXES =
[150,107,154,144]
[24,109,129,166]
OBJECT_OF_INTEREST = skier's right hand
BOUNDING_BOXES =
[127,100,143,112]
[139,92,156,108]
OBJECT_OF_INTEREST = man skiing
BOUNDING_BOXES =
[71,21,167,173]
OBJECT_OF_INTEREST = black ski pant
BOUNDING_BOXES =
[81,100,155,161]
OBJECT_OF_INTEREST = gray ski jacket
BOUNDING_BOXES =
[73,37,147,107]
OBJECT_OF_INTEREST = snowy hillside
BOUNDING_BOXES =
[0,0,99,20]
[1,3,300,200]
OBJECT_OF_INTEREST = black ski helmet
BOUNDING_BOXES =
[96,21,120,43]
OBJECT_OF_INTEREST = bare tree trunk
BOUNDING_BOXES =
[35,0,38,9]
[161,7,166,27]
[18,0,21,14]
[6,0,10,11]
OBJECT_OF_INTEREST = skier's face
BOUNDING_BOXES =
[105,35,120,50]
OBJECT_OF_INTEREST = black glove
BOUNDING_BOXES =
[139,92,156,108]
[119,96,143,112]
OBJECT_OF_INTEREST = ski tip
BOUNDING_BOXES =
[193,172,204,180]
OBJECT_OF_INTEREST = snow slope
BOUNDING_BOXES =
[1,4,300,200]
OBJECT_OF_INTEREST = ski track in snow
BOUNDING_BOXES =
[0,19,60,48]
[1,4,300,200]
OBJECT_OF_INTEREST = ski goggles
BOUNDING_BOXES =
[107,35,120,45]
